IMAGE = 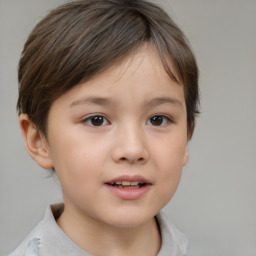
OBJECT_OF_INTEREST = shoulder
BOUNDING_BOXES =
[8,204,63,256]
[156,211,188,256]
[8,227,41,256]
[9,204,88,256]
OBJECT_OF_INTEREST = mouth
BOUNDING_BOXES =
[106,181,147,189]
[104,175,152,200]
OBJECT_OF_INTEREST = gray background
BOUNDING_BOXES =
[1,0,256,255]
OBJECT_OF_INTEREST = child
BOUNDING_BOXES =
[10,0,199,255]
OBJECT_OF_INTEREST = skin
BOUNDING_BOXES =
[20,45,190,256]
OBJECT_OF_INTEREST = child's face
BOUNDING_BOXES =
[43,45,189,228]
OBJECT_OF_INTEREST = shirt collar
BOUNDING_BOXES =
[38,204,188,256]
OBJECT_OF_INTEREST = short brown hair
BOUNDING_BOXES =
[17,0,199,136]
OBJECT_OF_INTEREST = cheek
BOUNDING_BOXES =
[154,152,183,209]
[156,152,183,194]
[52,142,99,204]
[152,134,187,171]
[151,134,186,199]
[49,132,108,186]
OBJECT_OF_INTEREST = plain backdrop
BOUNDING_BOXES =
[1,0,256,255]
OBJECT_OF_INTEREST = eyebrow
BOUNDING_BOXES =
[144,97,183,109]
[70,97,110,107]
[70,96,183,109]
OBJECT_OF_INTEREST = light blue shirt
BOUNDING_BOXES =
[9,204,188,256]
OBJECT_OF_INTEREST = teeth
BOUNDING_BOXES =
[121,181,141,186]
[122,181,131,186]
[110,181,144,186]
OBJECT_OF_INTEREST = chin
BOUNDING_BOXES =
[102,209,156,228]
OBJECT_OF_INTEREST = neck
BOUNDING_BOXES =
[57,205,161,256]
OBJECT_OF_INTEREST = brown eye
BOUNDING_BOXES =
[91,116,104,126]
[83,115,109,126]
[147,115,171,126]
[150,116,163,126]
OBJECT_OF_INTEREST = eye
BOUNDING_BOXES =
[83,115,110,127]
[147,115,171,126]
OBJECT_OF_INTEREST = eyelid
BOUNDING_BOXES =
[82,114,110,127]
[146,114,173,126]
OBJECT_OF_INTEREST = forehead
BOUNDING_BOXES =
[50,44,185,111]
[79,44,181,91]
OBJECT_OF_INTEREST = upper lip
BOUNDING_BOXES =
[105,175,152,184]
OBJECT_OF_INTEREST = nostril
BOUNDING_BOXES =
[119,156,144,163]
[113,147,149,164]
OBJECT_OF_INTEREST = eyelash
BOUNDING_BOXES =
[82,115,110,127]
[147,115,172,127]
[82,114,172,127]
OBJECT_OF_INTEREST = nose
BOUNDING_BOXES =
[111,125,149,165]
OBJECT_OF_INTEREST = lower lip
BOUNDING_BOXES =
[105,184,151,200]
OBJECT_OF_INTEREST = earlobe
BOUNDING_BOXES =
[19,114,53,169]
[182,146,189,166]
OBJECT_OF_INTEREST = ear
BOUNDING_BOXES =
[182,146,189,166]
[19,114,53,169]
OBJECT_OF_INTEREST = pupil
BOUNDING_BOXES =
[91,116,103,126]
[151,116,163,126]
